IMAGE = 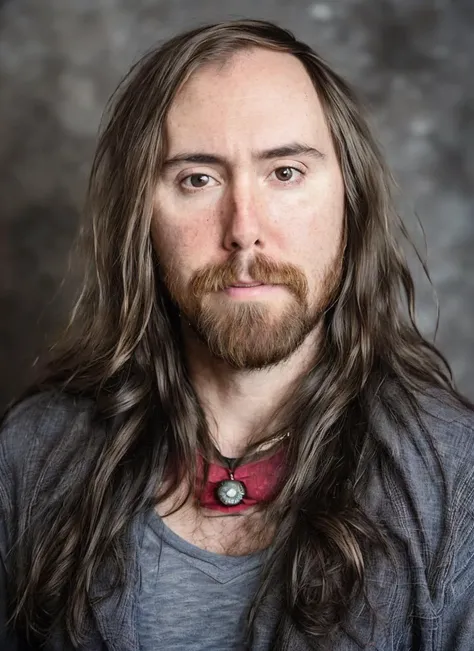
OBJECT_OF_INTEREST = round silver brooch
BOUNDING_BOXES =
[216,479,246,506]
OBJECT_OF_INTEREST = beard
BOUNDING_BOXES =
[163,253,341,370]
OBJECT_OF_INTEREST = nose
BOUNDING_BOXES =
[222,180,264,252]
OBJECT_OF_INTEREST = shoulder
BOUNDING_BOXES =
[1,389,94,434]
[360,386,474,618]
[1,389,97,454]
[372,384,474,486]
[416,388,474,461]
[415,390,474,521]
[0,390,100,504]
[368,384,474,573]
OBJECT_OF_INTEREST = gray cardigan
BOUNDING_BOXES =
[2,389,474,650]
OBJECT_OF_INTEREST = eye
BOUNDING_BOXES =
[273,166,304,183]
[180,173,218,190]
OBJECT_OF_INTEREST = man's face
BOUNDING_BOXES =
[152,48,345,369]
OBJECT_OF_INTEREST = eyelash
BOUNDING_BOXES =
[178,166,306,192]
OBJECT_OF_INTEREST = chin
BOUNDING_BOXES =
[205,321,313,370]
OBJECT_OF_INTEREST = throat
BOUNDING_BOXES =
[196,446,287,513]
[155,444,287,555]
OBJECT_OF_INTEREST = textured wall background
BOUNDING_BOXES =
[0,0,473,409]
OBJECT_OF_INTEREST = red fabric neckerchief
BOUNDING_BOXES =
[196,447,287,514]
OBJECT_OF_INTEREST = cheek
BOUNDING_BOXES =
[277,183,344,290]
[151,209,213,278]
[279,192,344,259]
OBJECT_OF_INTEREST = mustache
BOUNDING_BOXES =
[190,254,309,304]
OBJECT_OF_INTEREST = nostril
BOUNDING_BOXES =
[225,234,262,251]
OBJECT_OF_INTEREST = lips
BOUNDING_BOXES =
[229,282,264,288]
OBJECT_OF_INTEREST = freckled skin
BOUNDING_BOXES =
[152,48,345,323]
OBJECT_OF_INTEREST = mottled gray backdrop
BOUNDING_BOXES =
[0,0,473,409]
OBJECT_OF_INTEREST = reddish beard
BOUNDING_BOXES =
[164,253,341,369]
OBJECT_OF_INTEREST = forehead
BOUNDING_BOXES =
[165,48,332,154]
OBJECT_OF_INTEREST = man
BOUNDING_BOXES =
[1,18,474,651]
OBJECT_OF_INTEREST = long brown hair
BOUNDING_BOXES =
[5,19,468,648]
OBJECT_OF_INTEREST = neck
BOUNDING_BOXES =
[183,323,320,458]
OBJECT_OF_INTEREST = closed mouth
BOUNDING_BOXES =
[229,282,264,288]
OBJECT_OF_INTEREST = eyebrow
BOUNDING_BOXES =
[161,142,325,168]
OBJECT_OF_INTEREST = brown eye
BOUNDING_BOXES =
[188,174,210,188]
[274,167,295,182]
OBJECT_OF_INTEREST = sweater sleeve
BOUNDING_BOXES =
[1,400,28,649]
[440,504,474,650]
[0,534,24,650]
[0,391,87,650]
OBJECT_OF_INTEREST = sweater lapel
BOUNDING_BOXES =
[88,513,145,651]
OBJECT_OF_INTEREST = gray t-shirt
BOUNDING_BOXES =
[138,510,266,650]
